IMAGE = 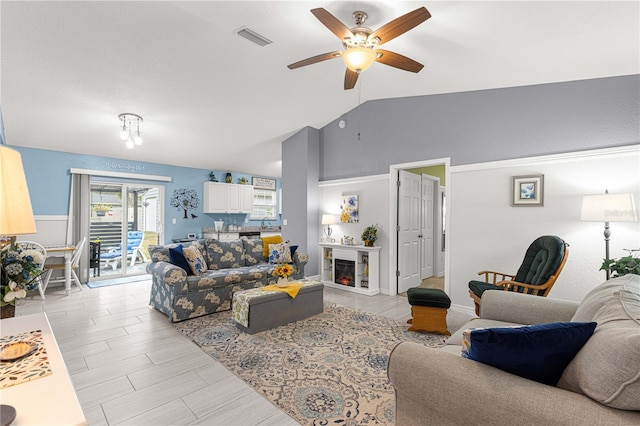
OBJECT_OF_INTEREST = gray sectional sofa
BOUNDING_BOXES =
[388,275,640,425]
[147,237,308,322]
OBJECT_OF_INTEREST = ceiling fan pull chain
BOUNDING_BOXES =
[357,81,362,141]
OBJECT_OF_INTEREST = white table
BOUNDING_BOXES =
[0,313,87,425]
[45,245,76,296]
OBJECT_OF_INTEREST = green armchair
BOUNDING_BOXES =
[468,235,569,315]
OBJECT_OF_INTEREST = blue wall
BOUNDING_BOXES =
[14,146,281,241]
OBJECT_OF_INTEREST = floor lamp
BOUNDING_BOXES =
[581,190,637,279]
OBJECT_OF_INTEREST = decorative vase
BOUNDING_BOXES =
[1,304,16,319]
[277,277,289,288]
[364,240,374,247]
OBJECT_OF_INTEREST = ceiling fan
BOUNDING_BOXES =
[288,7,431,90]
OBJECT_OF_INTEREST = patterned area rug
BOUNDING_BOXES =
[174,303,447,425]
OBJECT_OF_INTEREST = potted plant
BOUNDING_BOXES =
[600,249,640,277]
[93,203,111,216]
[361,224,378,247]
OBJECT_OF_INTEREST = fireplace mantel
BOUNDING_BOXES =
[319,243,381,296]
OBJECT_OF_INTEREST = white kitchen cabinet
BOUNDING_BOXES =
[203,182,253,214]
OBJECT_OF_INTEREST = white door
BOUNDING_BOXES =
[397,170,421,293]
[421,175,437,279]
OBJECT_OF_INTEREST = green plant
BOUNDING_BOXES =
[600,249,640,277]
[93,203,111,212]
[361,224,378,243]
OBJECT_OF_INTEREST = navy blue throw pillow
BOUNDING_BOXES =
[169,244,192,275]
[461,321,597,386]
[290,245,298,258]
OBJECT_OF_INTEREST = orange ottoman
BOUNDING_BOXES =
[407,288,451,336]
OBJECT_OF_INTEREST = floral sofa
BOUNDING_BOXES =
[147,237,308,322]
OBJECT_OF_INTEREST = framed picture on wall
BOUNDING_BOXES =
[512,174,544,206]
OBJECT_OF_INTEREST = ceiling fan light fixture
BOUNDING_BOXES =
[342,47,376,73]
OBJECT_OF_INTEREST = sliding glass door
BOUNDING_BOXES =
[89,180,162,280]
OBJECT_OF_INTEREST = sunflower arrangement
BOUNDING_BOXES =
[272,263,294,278]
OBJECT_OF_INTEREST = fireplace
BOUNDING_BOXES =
[335,259,355,287]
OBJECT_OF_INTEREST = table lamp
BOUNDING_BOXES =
[581,190,637,279]
[321,214,336,242]
[0,106,37,245]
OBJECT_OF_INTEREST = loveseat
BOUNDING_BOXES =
[147,237,308,322]
[388,275,640,425]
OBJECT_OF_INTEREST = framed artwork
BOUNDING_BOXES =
[340,194,359,223]
[252,177,276,190]
[512,175,544,206]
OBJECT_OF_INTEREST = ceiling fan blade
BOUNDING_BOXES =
[375,49,424,73]
[311,8,354,41]
[370,7,431,46]
[288,51,342,69]
[344,69,359,90]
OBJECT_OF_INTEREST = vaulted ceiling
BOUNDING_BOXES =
[1,1,638,177]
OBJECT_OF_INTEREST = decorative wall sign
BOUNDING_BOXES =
[252,177,276,190]
[340,194,359,223]
[170,188,200,218]
[512,175,544,206]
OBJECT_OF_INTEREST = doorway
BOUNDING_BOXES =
[389,158,450,295]
[89,180,163,280]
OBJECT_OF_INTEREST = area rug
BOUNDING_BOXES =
[174,303,447,425]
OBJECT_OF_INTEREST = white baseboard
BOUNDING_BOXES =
[450,303,476,317]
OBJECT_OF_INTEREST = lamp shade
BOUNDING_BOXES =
[0,146,36,236]
[321,214,336,225]
[581,193,637,222]
[342,47,376,72]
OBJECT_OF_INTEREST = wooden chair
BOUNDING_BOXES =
[468,236,569,316]
[42,237,87,292]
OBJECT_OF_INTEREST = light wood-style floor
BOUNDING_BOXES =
[14,280,472,426]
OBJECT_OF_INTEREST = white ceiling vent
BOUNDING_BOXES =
[235,27,272,47]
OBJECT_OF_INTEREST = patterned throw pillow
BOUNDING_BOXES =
[261,235,283,258]
[268,242,292,264]
[182,245,208,275]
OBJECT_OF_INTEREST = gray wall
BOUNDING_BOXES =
[320,75,639,180]
[281,75,640,278]
[282,126,320,274]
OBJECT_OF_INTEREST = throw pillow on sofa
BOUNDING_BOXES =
[261,235,283,258]
[182,245,208,275]
[461,321,596,386]
[169,245,192,275]
[269,242,292,264]
[557,275,640,410]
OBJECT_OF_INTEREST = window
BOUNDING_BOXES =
[251,189,276,219]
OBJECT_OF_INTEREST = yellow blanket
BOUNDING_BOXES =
[261,283,303,298]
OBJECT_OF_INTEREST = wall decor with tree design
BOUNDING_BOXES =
[170,188,200,219]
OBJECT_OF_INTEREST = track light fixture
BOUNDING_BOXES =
[118,113,143,149]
